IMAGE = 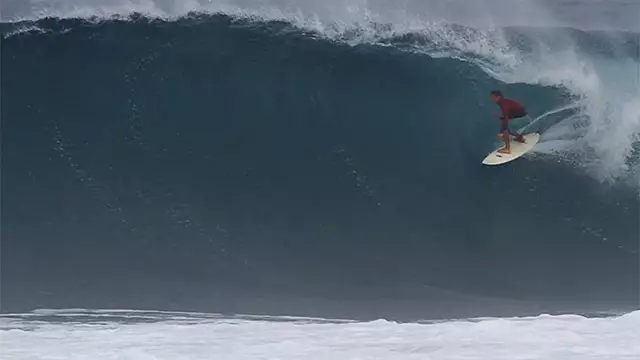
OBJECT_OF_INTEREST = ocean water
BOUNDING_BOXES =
[1,0,639,359]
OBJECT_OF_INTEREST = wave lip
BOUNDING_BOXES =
[4,0,640,32]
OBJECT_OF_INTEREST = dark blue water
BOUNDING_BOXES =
[1,15,638,320]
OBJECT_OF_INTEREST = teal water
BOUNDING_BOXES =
[1,12,638,319]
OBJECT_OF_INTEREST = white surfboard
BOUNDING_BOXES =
[482,133,540,165]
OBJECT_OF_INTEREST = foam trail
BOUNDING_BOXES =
[519,102,584,133]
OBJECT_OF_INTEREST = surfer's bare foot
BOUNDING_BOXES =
[514,135,526,143]
[497,147,511,154]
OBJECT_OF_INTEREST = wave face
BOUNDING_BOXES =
[1,5,639,320]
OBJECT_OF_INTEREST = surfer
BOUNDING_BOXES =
[490,90,527,154]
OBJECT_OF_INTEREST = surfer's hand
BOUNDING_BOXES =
[497,133,504,140]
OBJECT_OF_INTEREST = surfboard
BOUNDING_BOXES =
[482,133,540,165]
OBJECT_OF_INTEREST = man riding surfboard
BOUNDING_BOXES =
[490,90,527,154]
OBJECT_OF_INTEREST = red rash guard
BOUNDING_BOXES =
[498,98,526,130]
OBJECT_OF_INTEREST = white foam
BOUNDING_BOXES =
[6,1,640,31]
[418,22,640,182]
[490,48,640,182]
[1,309,639,360]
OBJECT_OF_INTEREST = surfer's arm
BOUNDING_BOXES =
[500,103,510,123]
[498,104,510,132]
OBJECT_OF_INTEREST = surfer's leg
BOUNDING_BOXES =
[498,129,511,154]
[510,130,526,143]
[497,123,511,154]
[508,115,526,142]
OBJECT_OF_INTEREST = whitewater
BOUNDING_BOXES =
[2,309,640,360]
[1,1,639,359]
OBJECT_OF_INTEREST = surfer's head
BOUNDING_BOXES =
[490,90,503,103]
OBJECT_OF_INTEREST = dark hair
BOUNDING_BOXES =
[490,90,503,98]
